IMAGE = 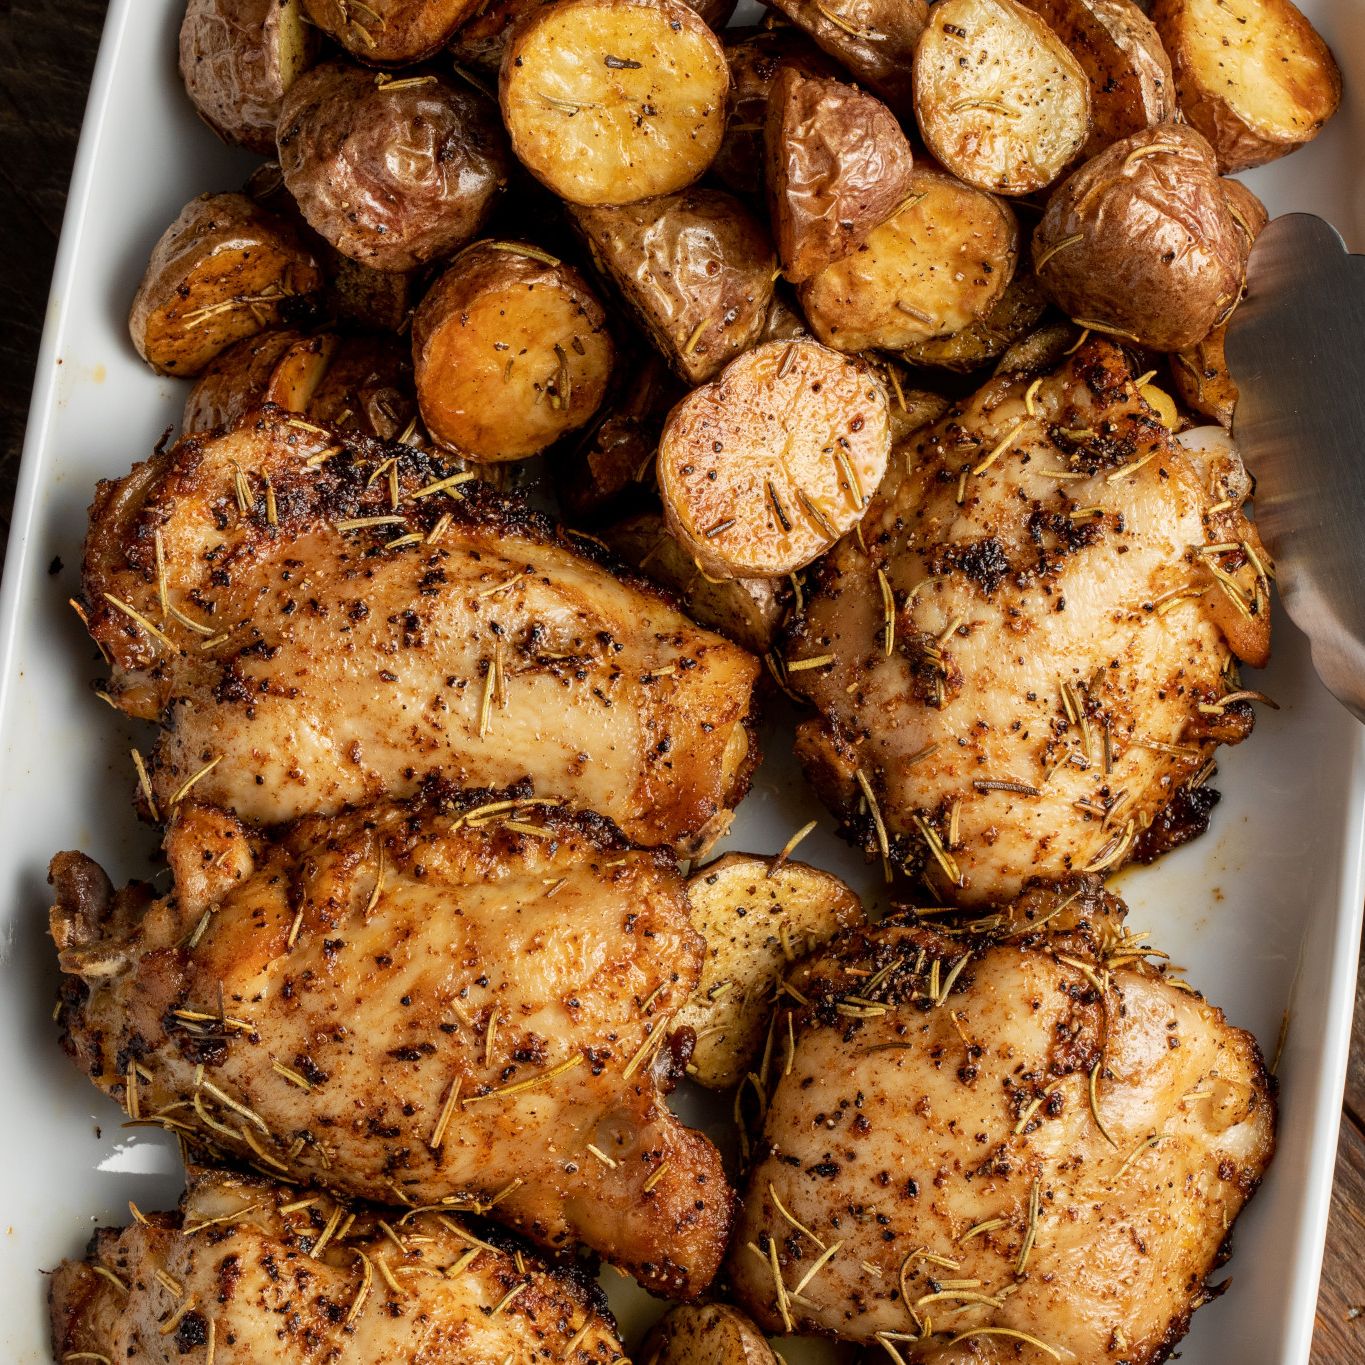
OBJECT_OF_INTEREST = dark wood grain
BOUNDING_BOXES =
[0,1,1362,1358]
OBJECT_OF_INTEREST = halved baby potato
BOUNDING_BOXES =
[573,188,775,384]
[301,0,479,65]
[182,327,308,433]
[798,164,1018,354]
[499,0,730,206]
[1151,0,1341,171]
[640,1303,782,1365]
[658,338,890,578]
[411,240,614,461]
[765,68,915,284]
[900,270,1048,372]
[913,0,1092,194]
[673,852,865,1089]
[129,192,323,377]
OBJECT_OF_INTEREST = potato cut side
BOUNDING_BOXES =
[900,271,1047,372]
[499,0,729,206]
[675,852,865,1088]
[640,1303,782,1364]
[602,513,791,654]
[799,165,1018,354]
[412,241,614,462]
[913,0,1092,194]
[574,189,775,385]
[301,0,479,64]
[766,68,915,284]
[129,192,323,377]
[1151,0,1340,171]
[182,328,308,433]
[658,339,891,578]
[1018,0,1174,159]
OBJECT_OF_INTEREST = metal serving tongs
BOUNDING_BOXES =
[1225,213,1365,723]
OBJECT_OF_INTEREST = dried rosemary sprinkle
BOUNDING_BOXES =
[855,768,891,858]
[786,653,835,672]
[770,819,818,876]
[1089,1061,1119,1148]
[130,748,159,820]
[271,1059,312,1091]
[486,240,561,266]
[103,593,176,652]
[586,1143,617,1168]
[877,566,896,657]
[643,1159,672,1193]
[167,755,224,806]
[461,1053,583,1106]
[973,421,1025,475]
[1016,1177,1041,1274]
[1034,233,1083,271]
[769,1183,827,1250]
[336,515,406,532]
[767,479,794,533]
[946,1327,1062,1361]
[959,1217,1006,1242]
[345,1250,374,1325]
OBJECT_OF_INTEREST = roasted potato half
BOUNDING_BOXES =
[182,327,308,432]
[876,361,953,441]
[1032,123,1247,351]
[799,164,1018,354]
[673,853,865,1089]
[758,287,811,346]
[900,271,1049,372]
[765,0,929,119]
[278,64,508,271]
[658,338,890,578]
[575,189,775,385]
[451,0,547,76]
[301,0,478,65]
[499,0,730,206]
[1018,0,1175,159]
[179,0,318,155]
[603,513,792,654]
[129,192,322,377]
[766,68,915,284]
[412,241,614,461]
[640,1303,782,1365]
[913,0,1092,194]
[1151,0,1341,171]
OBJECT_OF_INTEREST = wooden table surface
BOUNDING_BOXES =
[0,0,1362,1356]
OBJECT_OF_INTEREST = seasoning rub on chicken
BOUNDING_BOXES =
[785,338,1272,904]
[729,879,1275,1361]
[49,1165,627,1363]
[50,786,732,1299]
[78,408,759,853]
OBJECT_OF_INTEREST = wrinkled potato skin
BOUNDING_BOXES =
[182,327,309,432]
[640,1302,783,1365]
[301,0,479,64]
[129,192,323,377]
[1151,0,1341,172]
[765,69,915,284]
[575,189,776,385]
[1221,175,1270,247]
[1018,0,1175,159]
[900,271,1048,371]
[412,242,614,461]
[766,0,929,118]
[1032,123,1247,351]
[180,0,318,155]
[278,64,508,272]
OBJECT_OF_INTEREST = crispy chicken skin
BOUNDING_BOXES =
[49,1166,626,1363]
[79,408,759,852]
[729,880,1276,1359]
[785,339,1271,904]
[50,788,733,1299]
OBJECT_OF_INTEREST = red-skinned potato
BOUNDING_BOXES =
[277,64,509,272]
[179,0,318,155]
[765,68,915,284]
[1032,123,1247,351]
[899,271,1049,372]
[182,328,308,432]
[301,0,480,65]
[640,1303,781,1365]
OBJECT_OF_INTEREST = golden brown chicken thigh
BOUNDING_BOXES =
[78,409,759,852]
[728,880,1275,1360]
[50,788,732,1299]
[50,1165,626,1363]
[785,339,1271,903]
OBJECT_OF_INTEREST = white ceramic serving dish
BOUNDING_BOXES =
[2,1,1363,1360]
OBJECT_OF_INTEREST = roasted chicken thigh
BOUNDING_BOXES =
[78,409,759,852]
[50,1165,626,1363]
[785,340,1271,903]
[51,788,732,1299]
[729,880,1275,1360]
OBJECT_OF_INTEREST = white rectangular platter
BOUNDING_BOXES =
[1,1,1364,1361]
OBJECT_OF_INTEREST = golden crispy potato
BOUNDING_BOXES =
[673,853,865,1089]
[913,0,1092,194]
[412,241,614,461]
[574,189,775,384]
[658,339,890,578]
[301,0,478,64]
[129,192,323,377]
[765,0,929,118]
[899,270,1048,371]
[1151,0,1341,171]
[1019,0,1174,159]
[765,68,915,284]
[182,328,308,432]
[179,0,318,154]
[603,513,792,653]
[799,164,1018,353]
[640,1303,782,1365]
[1032,122,1247,351]
[499,0,729,206]
[278,64,508,271]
